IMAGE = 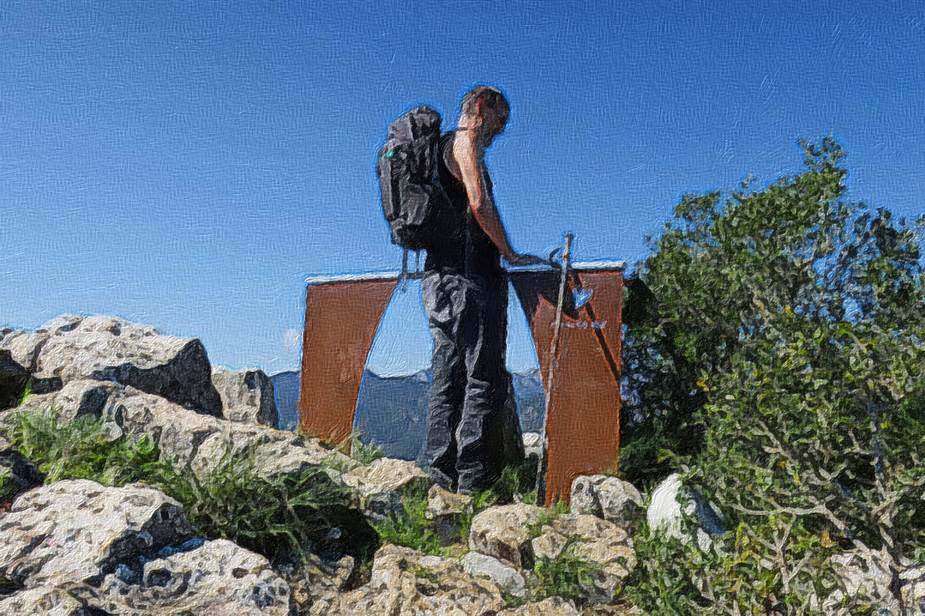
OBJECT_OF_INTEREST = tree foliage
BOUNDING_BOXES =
[620,138,925,610]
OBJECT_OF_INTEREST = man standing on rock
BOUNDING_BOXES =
[422,85,542,494]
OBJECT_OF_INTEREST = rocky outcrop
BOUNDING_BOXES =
[0,480,191,589]
[212,366,278,427]
[468,504,546,569]
[1,316,223,415]
[647,473,726,550]
[316,544,503,616]
[87,539,293,615]
[531,514,636,604]
[570,475,644,526]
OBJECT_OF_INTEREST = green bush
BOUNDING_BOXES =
[372,484,444,556]
[5,406,167,485]
[1,406,362,564]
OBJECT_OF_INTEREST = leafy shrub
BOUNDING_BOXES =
[372,484,444,556]
[5,406,167,485]
[2,406,363,564]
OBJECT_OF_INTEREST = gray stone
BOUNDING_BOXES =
[88,539,292,616]
[315,544,502,616]
[522,432,543,460]
[0,479,192,588]
[340,457,431,522]
[31,314,222,415]
[468,503,546,569]
[212,365,278,427]
[460,551,526,597]
[570,475,643,526]
[531,513,636,605]
[647,473,725,550]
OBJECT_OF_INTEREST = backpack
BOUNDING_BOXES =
[376,106,456,251]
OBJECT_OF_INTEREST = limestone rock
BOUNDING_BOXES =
[531,514,636,605]
[0,435,43,502]
[212,366,278,427]
[460,551,526,598]
[826,549,925,613]
[341,457,431,522]
[468,503,546,569]
[11,379,121,423]
[317,544,503,616]
[426,485,471,544]
[0,329,49,374]
[646,473,725,550]
[570,475,643,526]
[498,597,580,615]
[0,349,29,410]
[0,479,191,588]
[30,314,222,415]
[89,539,292,616]
[0,584,104,616]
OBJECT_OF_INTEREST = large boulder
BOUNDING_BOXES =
[27,315,222,415]
[646,473,726,550]
[212,366,278,427]
[468,503,546,569]
[0,479,192,589]
[87,539,293,616]
[531,513,636,605]
[315,544,503,616]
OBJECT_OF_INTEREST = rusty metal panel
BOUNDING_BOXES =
[511,268,623,505]
[297,280,396,445]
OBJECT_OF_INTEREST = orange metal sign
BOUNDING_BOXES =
[297,263,623,503]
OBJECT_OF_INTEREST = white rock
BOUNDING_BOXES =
[0,479,191,588]
[468,504,546,569]
[212,365,278,427]
[646,473,725,549]
[90,539,292,616]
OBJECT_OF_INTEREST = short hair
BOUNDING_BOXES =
[460,85,509,124]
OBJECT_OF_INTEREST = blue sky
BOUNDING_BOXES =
[2,1,923,376]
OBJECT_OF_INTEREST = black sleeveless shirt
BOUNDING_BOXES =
[423,130,503,281]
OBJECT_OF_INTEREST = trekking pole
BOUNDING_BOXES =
[535,232,573,503]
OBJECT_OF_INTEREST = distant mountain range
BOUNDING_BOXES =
[271,368,546,461]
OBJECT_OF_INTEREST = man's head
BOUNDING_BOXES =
[459,85,509,147]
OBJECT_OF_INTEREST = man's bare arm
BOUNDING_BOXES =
[452,132,518,260]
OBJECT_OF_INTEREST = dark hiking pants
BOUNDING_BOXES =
[422,269,516,493]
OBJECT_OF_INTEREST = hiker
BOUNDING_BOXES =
[422,85,543,494]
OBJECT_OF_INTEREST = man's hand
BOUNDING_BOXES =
[505,253,546,267]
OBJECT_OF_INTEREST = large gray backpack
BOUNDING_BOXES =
[377,106,456,251]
